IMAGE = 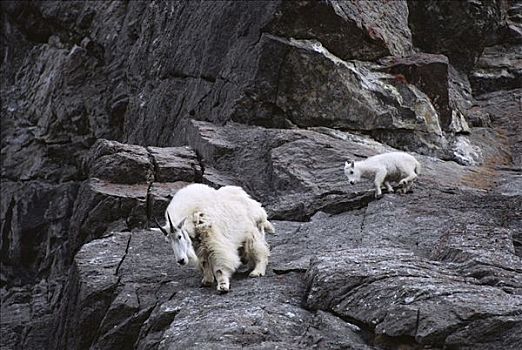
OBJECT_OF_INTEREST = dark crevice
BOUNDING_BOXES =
[145,150,157,196]
[145,147,158,227]
[160,70,216,84]
[307,307,375,348]
[136,288,141,309]
[1,197,16,265]
[194,150,205,183]
[115,234,131,276]
[414,308,421,336]
[273,42,290,115]
[359,206,368,237]
[168,291,177,301]
[146,148,159,182]
[252,29,266,48]
[145,181,155,227]
[318,191,375,217]
[133,301,160,344]
[192,87,213,117]
[7,3,69,44]
[88,276,122,349]
[309,307,430,350]
[296,322,314,347]
[273,267,307,275]
[166,95,186,145]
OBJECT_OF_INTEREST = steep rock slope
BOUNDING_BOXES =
[1,1,520,349]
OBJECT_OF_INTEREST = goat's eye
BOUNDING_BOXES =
[178,235,182,240]
[350,171,354,174]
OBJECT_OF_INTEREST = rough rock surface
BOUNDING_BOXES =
[469,0,522,95]
[1,1,521,349]
[408,0,504,70]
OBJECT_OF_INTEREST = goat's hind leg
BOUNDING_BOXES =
[247,235,270,277]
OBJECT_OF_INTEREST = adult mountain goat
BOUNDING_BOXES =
[153,183,272,293]
[344,151,421,198]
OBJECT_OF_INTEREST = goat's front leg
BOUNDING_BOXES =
[374,170,387,198]
[213,267,232,293]
[399,180,414,194]
[199,259,214,287]
[398,172,417,194]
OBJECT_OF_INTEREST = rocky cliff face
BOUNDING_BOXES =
[1,1,521,349]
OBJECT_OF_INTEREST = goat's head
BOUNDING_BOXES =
[344,160,361,185]
[154,213,197,266]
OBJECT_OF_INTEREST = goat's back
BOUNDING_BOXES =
[166,183,217,225]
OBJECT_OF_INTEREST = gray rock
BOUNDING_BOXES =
[0,181,79,286]
[304,247,522,349]
[470,1,522,95]
[378,53,454,129]
[147,146,202,183]
[231,35,446,152]
[55,228,373,350]
[470,44,522,95]
[266,0,412,61]
[88,139,154,184]
[473,89,522,166]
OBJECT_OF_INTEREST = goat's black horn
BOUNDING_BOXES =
[154,217,169,236]
[167,212,175,233]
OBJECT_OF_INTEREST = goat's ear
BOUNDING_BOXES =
[176,217,186,230]
[345,161,349,168]
[350,161,355,168]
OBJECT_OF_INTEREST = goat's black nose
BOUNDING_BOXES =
[177,259,186,265]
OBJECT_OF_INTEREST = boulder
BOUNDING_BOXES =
[266,0,412,61]
[231,35,446,150]
[304,247,522,349]
[408,0,503,71]
[470,0,522,95]
[470,44,522,95]
[473,89,522,166]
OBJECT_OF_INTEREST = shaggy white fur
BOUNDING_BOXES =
[344,152,421,198]
[192,211,269,292]
[216,186,275,235]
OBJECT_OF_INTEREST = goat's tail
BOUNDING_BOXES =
[414,159,422,175]
[258,219,275,235]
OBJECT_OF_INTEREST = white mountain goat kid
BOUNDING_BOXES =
[344,152,421,198]
[153,183,272,292]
